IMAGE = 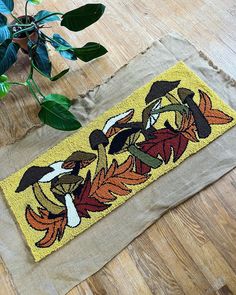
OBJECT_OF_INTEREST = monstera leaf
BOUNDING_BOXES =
[61,4,105,32]
[0,0,14,14]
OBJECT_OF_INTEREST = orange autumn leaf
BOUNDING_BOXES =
[199,90,233,125]
[179,113,199,142]
[90,156,149,202]
[26,206,67,248]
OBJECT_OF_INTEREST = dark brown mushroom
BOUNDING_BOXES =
[89,129,109,175]
[62,150,97,174]
[178,88,211,138]
[145,80,181,104]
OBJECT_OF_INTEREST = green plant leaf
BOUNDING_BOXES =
[0,0,14,14]
[51,33,77,60]
[28,0,43,4]
[50,68,69,81]
[0,74,7,82]
[43,94,72,110]
[29,41,52,77]
[34,10,60,24]
[61,4,105,32]
[0,13,10,42]
[0,74,10,98]
[73,42,107,62]
[39,100,81,131]
[0,39,19,76]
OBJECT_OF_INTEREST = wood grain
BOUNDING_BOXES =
[1,0,236,294]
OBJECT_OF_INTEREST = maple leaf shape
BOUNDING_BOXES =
[73,171,111,218]
[199,90,233,125]
[90,156,149,202]
[136,128,189,174]
[26,206,67,248]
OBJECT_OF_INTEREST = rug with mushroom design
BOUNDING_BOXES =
[1,61,236,262]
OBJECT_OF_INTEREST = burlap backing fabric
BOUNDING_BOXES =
[0,33,236,295]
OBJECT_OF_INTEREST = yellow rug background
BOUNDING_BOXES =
[1,61,236,262]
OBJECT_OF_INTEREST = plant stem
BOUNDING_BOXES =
[9,82,27,86]
[31,78,45,98]
[35,12,63,24]
[10,13,21,23]
[128,145,163,169]
[27,80,41,104]
[25,0,30,24]
[13,24,36,38]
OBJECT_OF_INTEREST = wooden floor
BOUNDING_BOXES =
[1,0,236,294]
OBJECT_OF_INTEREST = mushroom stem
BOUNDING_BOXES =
[128,145,163,169]
[165,93,183,128]
[96,144,108,175]
[32,183,65,215]
[65,193,81,228]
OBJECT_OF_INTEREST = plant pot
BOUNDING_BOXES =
[11,16,39,54]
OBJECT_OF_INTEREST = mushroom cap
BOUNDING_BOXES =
[63,151,97,169]
[89,129,109,150]
[16,166,54,193]
[177,88,195,103]
[51,175,83,195]
[108,128,140,154]
[103,109,134,138]
[145,80,181,104]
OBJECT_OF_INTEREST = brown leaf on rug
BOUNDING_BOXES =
[73,171,111,218]
[26,206,67,248]
[90,156,149,202]
[199,90,233,124]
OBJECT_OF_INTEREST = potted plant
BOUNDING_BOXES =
[0,0,107,130]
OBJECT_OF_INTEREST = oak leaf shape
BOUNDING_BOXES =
[179,90,233,142]
[90,156,149,202]
[136,128,189,174]
[199,90,233,125]
[73,171,111,218]
[26,206,67,248]
[179,113,199,142]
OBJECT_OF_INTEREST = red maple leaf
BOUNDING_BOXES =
[136,128,189,174]
[73,171,111,218]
